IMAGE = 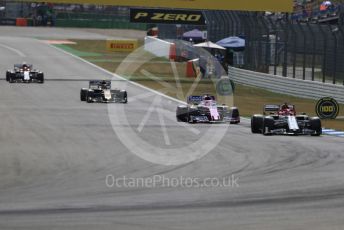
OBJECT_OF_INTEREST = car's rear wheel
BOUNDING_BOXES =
[9,76,14,83]
[229,107,240,124]
[121,91,128,104]
[251,115,263,133]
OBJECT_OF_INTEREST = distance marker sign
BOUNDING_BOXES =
[315,97,339,119]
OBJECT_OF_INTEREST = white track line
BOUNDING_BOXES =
[0,43,26,57]
[48,43,185,105]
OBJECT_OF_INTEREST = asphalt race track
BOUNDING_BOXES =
[0,26,344,230]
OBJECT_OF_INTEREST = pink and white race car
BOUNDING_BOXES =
[176,95,240,124]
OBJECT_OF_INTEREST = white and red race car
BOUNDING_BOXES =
[6,63,44,83]
[251,104,322,136]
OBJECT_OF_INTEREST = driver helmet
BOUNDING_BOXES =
[101,80,108,89]
[203,95,212,101]
[282,102,289,110]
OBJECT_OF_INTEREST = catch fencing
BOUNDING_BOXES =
[229,66,344,103]
[158,9,344,85]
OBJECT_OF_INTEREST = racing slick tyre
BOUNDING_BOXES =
[80,88,88,101]
[310,117,322,136]
[9,75,15,83]
[262,117,274,135]
[86,92,94,103]
[251,115,263,133]
[6,71,11,82]
[176,105,189,122]
[86,96,93,103]
[119,91,128,104]
[229,107,240,124]
[37,73,44,84]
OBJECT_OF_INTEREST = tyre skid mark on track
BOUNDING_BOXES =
[1,190,344,216]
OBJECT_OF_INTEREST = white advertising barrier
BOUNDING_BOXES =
[229,67,344,104]
[144,36,175,59]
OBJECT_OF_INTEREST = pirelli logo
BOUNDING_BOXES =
[106,40,138,52]
[130,8,206,25]
[110,43,134,49]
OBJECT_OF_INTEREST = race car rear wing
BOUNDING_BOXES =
[264,104,296,114]
[187,95,216,105]
[89,80,111,87]
[264,105,279,111]
[14,64,33,69]
[264,105,280,115]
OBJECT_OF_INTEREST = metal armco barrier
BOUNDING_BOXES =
[229,67,344,104]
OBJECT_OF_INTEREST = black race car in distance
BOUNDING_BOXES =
[80,80,127,103]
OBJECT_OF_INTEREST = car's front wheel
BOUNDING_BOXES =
[176,105,189,122]
[86,96,93,103]
[38,73,44,84]
[251,115,263,133]
[80,89,88,101]
[6,71,11,82]
[310,117,322,136]
[121,91,128,104]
